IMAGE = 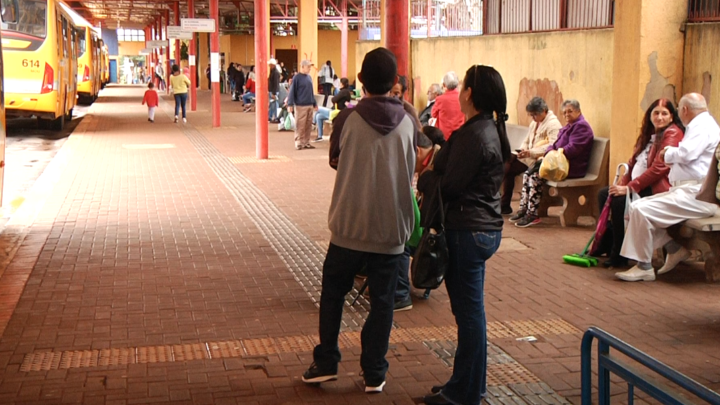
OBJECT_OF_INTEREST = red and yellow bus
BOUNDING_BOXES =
[1,0,78,131]
[60,3,101,105]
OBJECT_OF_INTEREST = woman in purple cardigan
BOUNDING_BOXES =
[510,99,595,227]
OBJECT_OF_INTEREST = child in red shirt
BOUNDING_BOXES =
[142,82,159,122]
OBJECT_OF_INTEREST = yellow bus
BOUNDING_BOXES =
[1,0,77,131]
[61,4,100,105]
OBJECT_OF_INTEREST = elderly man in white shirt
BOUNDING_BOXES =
[617,93,720,282]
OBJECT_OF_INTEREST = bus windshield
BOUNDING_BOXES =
[1,0,47,38]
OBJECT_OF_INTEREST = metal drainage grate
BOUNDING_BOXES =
[228,156,291,164]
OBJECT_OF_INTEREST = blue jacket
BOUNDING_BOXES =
[546,114,595,178]
[287,73,316,107]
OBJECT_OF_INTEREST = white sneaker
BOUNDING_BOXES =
[174,116,178,123]
[615,265,656,282]
[365,381,385,393]
[657,247,690,275]
[183,118,187,123]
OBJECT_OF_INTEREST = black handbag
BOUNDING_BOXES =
[411,183,449,289]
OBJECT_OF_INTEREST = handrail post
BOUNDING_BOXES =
[598,340,611,405]
[581,331,595,405]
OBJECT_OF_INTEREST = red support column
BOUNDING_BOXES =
[340,0,348,77]
[145,26,151,80]
[211,0,221,127]
[153,18,159,88]
[174,2,180,74]
[384,0,409,98]
[165,10,171,94]
[189,0,197,111]
[255,0,268,159]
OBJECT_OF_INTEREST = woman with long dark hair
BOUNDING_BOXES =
[417,65,510,405]
[169,64,191,123]
[320,60,334,107]
[596,98,684,268]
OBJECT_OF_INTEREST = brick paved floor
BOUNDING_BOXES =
[0,85,718,404]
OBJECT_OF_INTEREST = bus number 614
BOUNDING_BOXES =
[22,59,41,68]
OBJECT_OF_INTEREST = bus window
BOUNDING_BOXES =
[61,16,67,57]
[1,0,18,26]
[2,0,46,38]
[77,28,86,56]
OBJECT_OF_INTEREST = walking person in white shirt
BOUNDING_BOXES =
[616,93,720,282]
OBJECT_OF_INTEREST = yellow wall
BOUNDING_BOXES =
[610,0,687,174]
[408,30,615,138]
[683,23,720,120]
[218,30,358,79]
[116,41,145,57]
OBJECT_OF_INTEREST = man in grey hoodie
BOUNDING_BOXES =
[302,48,418,393]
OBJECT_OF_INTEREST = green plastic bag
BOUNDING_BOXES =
[406,192,423,248]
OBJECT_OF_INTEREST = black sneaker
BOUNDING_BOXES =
[302,362,338,384]
[501,206,513,215]
[509,211,526,223]
[515,215,541,228]
[394,298,413,312]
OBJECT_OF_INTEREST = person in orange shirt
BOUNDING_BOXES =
[431,71,466,140]
[141,82,159,123]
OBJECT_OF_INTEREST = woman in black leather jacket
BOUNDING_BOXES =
[417,65,510,405]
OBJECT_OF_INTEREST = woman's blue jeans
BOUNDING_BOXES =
[440,229,501,405]
[242,92,255,105]
[314,107,331,139]
[174,93,188,118]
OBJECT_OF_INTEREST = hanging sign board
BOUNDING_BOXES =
[181,18,216,33]
[139,48,153,55]
[147,40,168,48]
[167,26,193,40]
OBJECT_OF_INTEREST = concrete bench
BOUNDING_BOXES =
[537,137,610,227]
[668,210,720,282]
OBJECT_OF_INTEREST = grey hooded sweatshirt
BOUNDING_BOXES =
[327,97,417,255]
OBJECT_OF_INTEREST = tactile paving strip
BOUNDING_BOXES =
[503,319,581,337]
[21,318,580,372]
[174,118,369,330]
[228,155,291,164]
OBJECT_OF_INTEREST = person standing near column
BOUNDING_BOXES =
[287,60,318,150]
[170,64,191,123]
[268,59,281,124]
[320,60,334,107]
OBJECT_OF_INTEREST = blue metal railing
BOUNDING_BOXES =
[581,327,720,405]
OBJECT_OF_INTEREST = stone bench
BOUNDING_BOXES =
[668,210,720,282]
[538,137,610,227]
[505,125,610,226]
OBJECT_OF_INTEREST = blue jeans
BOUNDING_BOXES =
[395,245,414,301]
[314,107,331,139]
[313,243,402,386]
[440,229,501,405]
[174,93,187,118]
[269,92,279,120]
[242,92,255,105]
